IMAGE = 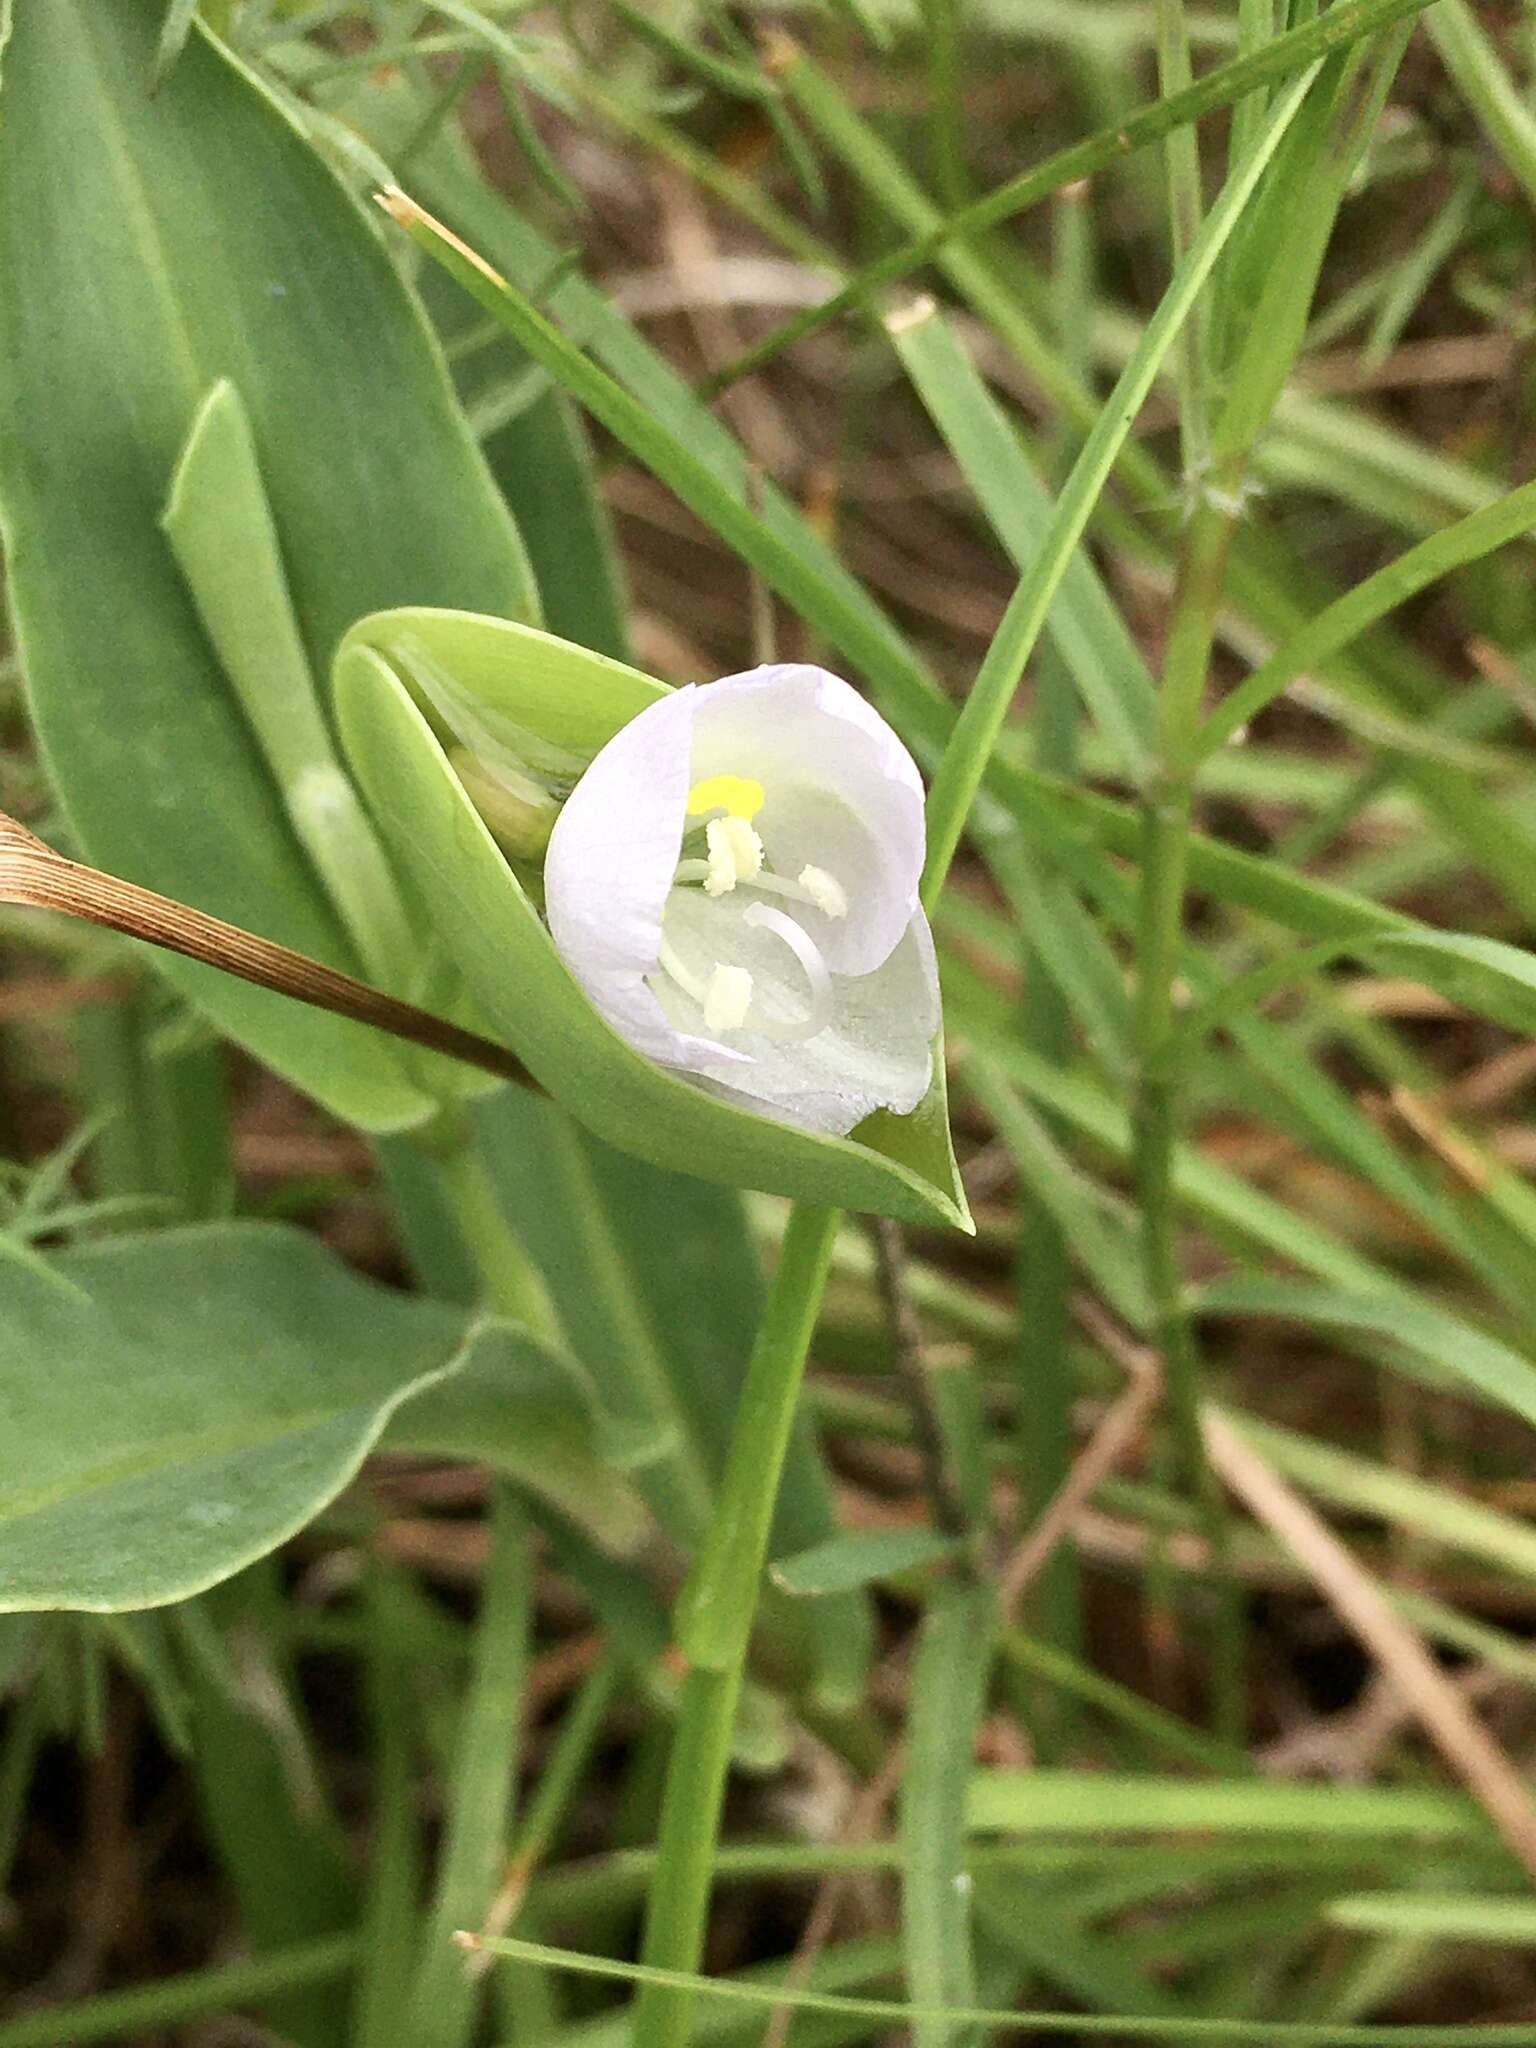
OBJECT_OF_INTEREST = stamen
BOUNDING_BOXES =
[704,815,763,897]
[704,964,753,1031]
[686,773,765,821]
[743,902,834,1042]
[657,939,706,1005]
[673,860,842,917]
[798,865,848,919]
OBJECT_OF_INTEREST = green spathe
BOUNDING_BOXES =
[335,609,969,1229]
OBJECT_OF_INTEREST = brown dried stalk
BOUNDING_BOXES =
[0,811,530,1090]
[1204,1408,1536,1882]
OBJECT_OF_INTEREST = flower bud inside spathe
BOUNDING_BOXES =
[543,663,941,1138]
[449,748,560,860]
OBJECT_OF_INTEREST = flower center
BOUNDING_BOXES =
[657,774,849,1040]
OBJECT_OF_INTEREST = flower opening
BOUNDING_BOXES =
[543,664,940,1137]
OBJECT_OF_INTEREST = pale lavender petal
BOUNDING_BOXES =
[686,665,923,976]
[663,894,939,1134]
[543,686,746,1070]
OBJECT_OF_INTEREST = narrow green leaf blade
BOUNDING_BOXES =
[771,1527,960,1597]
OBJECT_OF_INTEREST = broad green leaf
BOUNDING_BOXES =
[385,1320,651,1558]
[334,622,970,1229]
[0,0,536,1131]
[771,1527,960,1597]
[0,1224,478,1613]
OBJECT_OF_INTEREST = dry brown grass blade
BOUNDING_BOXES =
[0,811,531,1089]
[1203,1408,1536,1881]
[998,1303,1161,1623]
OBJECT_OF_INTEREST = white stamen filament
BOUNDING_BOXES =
[673,860,847,918]
[658,784,843,1043]
[741,902,833,1041]
[657,938,707,1005]
[703,814,763,897]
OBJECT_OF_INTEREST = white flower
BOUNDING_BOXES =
[543,663,940,1137]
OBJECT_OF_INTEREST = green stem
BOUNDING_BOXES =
[632,1203,839,2048]
[1131,18,1413,1742]
[1134,496,1246,1745]
[673,1205,842,1671]
[923,0,969,212]
[1012,184,1094,1737]
[426,1119,559,1335]
[630,1663,745,2047]
[407,1488,532,2048]
[1156,0,1210,474]
[903,1577,996,2048]
[352,1570,422,2048]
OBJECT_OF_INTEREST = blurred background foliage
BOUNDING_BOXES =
[8,0,1536,2042]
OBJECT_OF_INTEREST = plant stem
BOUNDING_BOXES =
[352,1570,421,2048]
[426,1119,558,1335]
[630,1662,745,2046]
[407,1488,532,2048]
[1155,0,1210,475]
[1134,491,1246,1745]
[1013,183,1094,1740]
[673,1205,842,1672]
[632,1202,839,2048]
[1132,18,1413,1743]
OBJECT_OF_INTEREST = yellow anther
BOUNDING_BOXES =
[686,773,765,821]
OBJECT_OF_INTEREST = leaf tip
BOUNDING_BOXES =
[758,26,801,77]
[374,183,418,228]
[884,293,939,337]
[374,186,511,295]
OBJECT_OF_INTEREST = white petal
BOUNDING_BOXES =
[543,687,747,1071]
[662,893,940,1135]
[686,665,924,976]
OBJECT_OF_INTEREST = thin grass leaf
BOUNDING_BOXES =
[1199,474,1536,755]
[465,1931,1536,2043]
[708,0,1443,393]
[920,61,1321,898]
[1329,1894,1536,1943]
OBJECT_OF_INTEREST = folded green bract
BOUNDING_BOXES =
[335,610,970,1229]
